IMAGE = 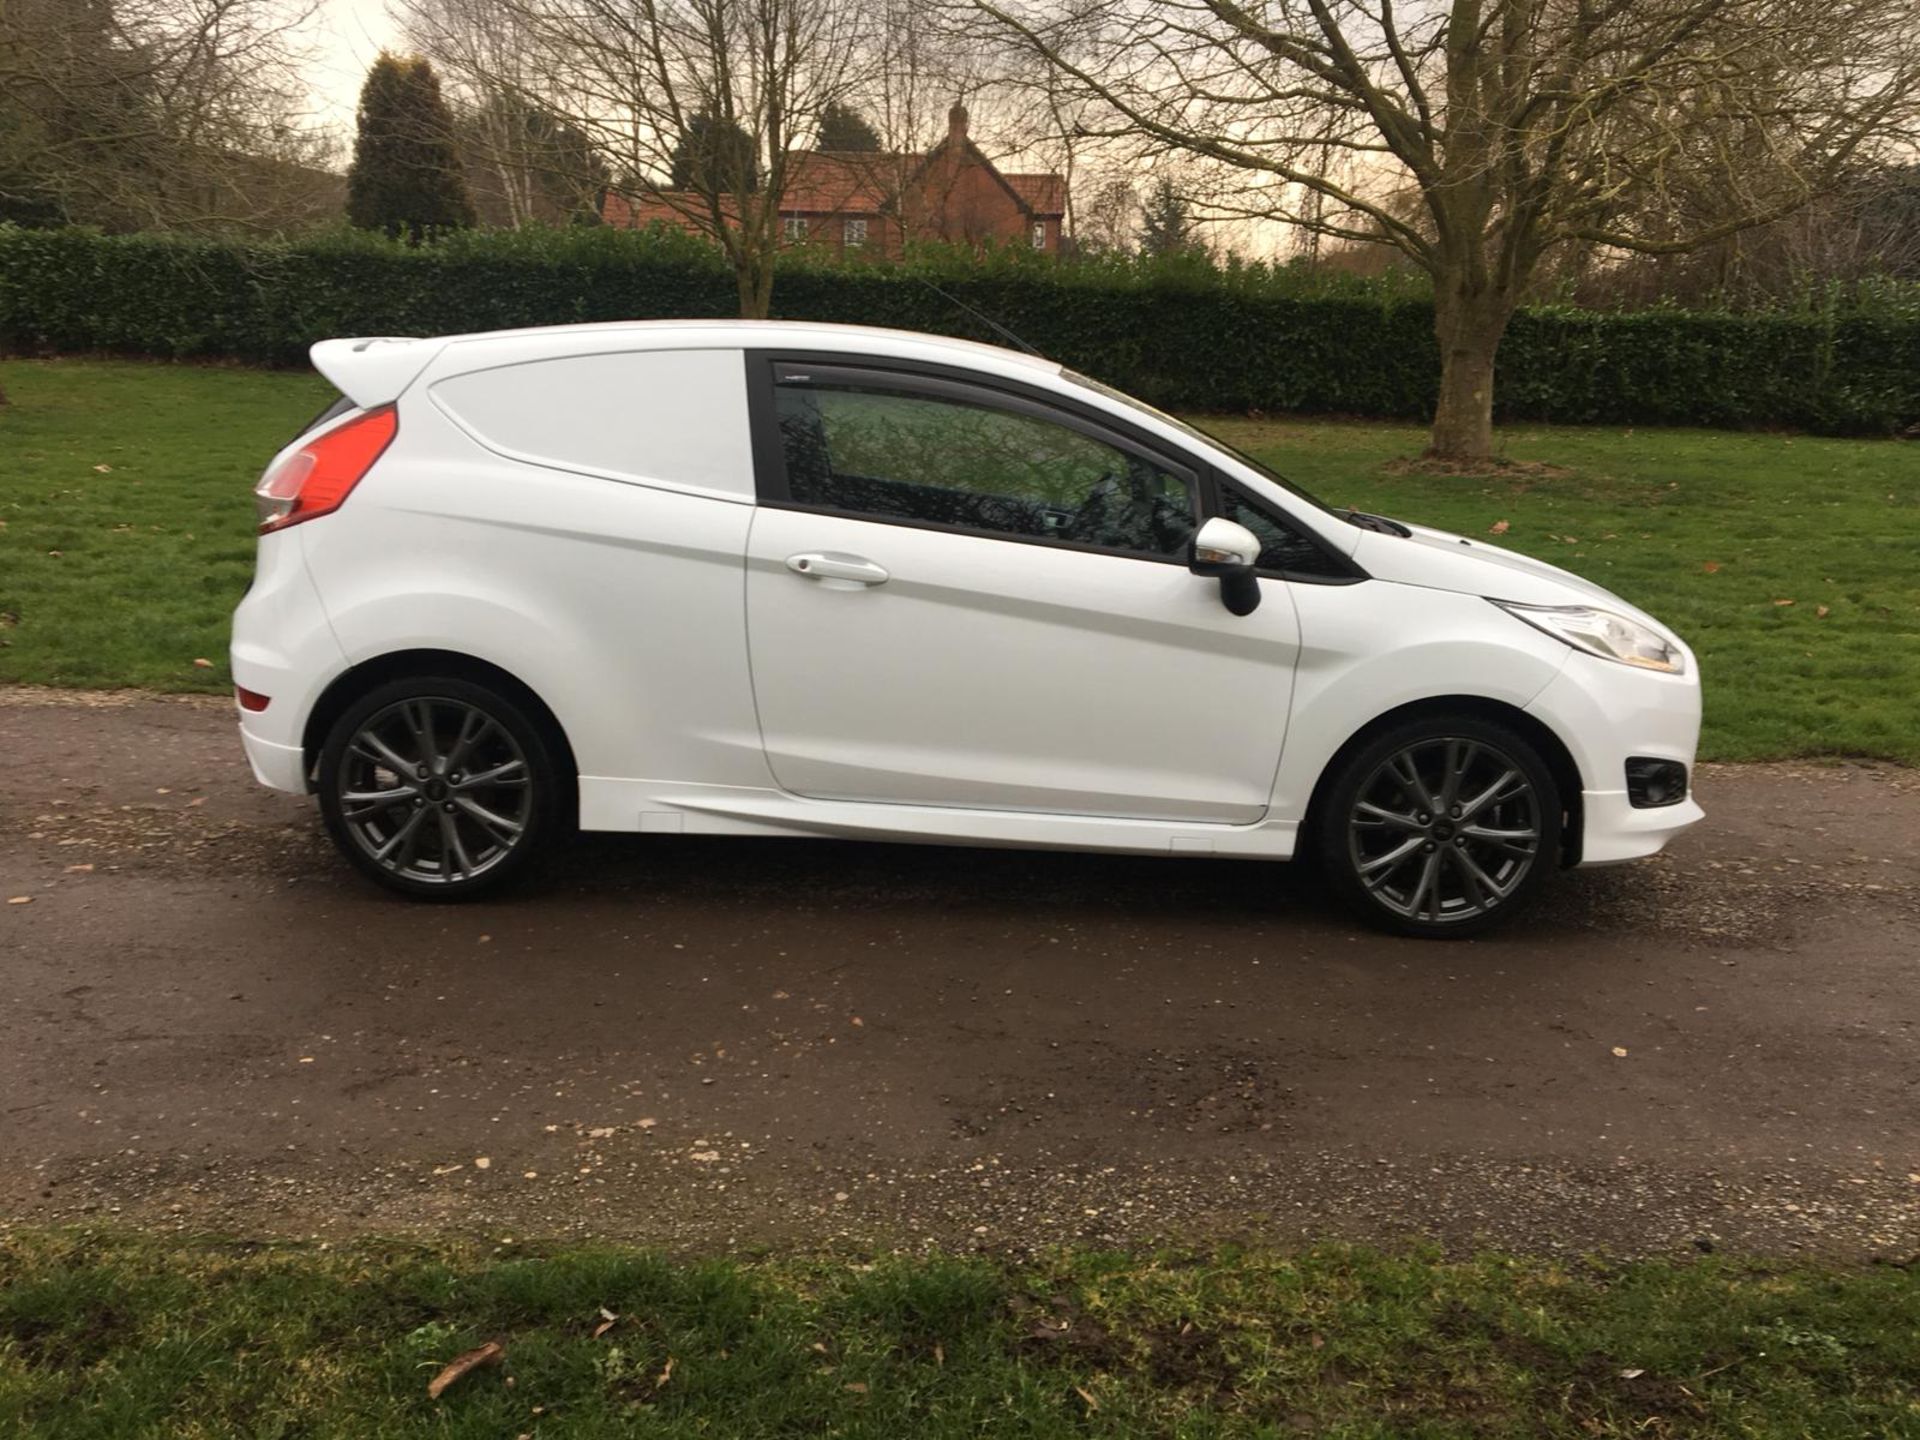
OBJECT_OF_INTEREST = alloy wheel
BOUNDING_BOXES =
[335,697,532,886]
[1346,736,1542,926]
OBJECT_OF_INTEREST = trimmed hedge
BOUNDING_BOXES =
[2,224,1915,432]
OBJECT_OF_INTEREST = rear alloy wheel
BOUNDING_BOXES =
[317,677,561,899]
[1317,717,1561,937]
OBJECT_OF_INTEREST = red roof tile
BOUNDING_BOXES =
[1005,173,1065,215]
[779,151,908,214]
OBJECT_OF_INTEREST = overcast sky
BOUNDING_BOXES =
[300,0,404,140]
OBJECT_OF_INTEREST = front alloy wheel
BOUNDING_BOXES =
[318,677,560,899]
[1320,718,1561,937]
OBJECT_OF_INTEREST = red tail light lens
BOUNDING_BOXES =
[235,685,272,713]
[255,405,397,533]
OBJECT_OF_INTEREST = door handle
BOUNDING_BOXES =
[785,552,890,586]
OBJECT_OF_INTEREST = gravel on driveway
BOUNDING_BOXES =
[2,686,1916,1260]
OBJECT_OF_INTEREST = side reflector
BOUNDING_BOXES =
[256,405,397,533]
[236,686,272,713]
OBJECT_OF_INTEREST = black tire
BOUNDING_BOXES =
[316,675,565,901]
[1314,714,1562,938]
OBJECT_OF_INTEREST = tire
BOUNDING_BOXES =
[316,675,565,901]
[1314,714,1562,939]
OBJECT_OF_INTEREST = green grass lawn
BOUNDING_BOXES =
[3,1231,1916,1438]
[1,358,1916,761]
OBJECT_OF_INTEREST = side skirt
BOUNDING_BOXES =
[577,778,1300,859]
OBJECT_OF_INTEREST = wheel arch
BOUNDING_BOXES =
[1302,695,1586,867]
[301,649,580,801]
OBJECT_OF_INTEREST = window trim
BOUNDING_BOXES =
[746,352,1206,567]
[1207,475,1368,586]
[742,349,1370,581]
[842,216,868,247]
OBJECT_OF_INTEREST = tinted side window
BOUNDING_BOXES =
[1218,485,1351,578]
[775,382,1197,558]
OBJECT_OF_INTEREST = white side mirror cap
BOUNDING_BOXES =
[1190,516,1261,573]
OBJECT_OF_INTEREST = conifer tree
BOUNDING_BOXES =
[347,53,476,244]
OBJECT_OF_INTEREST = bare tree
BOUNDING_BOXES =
[403,0,610,228]
[968,0,1920,460]
[0,0,330,233]
[1071,171,1139,251]
[424,0,875,316]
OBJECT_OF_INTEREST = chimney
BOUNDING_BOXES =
[948,101,969,145]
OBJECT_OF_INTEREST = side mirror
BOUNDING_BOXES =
[1188,516,1262,616]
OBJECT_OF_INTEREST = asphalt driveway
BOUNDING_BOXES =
[2,687,1916,1258]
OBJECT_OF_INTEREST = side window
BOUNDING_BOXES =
[1217,484,1350,578]
[774,380,1197,558]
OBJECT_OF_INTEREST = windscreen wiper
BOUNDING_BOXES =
[1344,510,1412,537]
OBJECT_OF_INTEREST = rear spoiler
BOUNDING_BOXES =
[309,336,441,408]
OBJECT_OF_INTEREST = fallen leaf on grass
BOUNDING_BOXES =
[1488,519,1510,535]
[843,1381,867,1395]
[1816,605,1830,618]
[1702,561,1721,573]
[1773,598,1794,607]
[1611,1046,1629,1057]
[6,896,32,906]
[93,464,113,473]
[656,1357,675,1389]
[474,1156,491,1169]
[192,657,213,668]
[1074,1386,1099,1411]
[1619,1367,1645,1380]
[427,1340,504,1399]
[592,1307,618,1339]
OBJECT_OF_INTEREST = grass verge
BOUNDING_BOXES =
[3,1230,1917,1438]
[1,358,1916,761]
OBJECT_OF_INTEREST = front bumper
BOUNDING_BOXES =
[1525,649,1704,866]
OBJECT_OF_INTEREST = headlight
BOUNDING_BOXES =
[1492,600,1685,674]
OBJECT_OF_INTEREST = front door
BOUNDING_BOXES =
[743,359,1300,824]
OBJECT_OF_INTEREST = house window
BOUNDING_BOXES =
[843,217,868,247]
[1031,221,1046,249]
[783,215,806,243]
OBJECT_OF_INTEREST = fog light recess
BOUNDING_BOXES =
[1625,757,1687,808]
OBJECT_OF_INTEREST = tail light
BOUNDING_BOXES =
[255,405,397,533]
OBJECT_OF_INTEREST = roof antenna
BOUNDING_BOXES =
[910,274,1047,358]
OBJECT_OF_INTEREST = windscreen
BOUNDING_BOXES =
[1061,369,1349,522]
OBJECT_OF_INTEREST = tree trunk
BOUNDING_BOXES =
[1426,288,1514,463]
[736,250,775,319]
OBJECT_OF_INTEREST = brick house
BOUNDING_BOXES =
[601,103,1066,256]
